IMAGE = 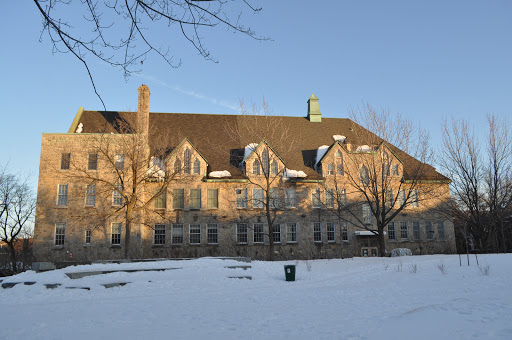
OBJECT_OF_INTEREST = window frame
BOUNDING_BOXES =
[189,189,201,210]
[341,223,349,242]
[207,189,218,209]
[57,184,68,206]
[172,189,185,210]
[154,224,166,245]
[85,229,91,244]
[88,153,98,170]
[387,222,396,240]
[236,188,248,209]
[285,188,296,208]
[253,223,265,244]
[236,223,248,244]
[189,224,201,245]
[193,159,201,175]
[413,221,421,240]
[252,188,264,209]
[313,222,322,242]
[272,224,281,243]
[111,222,122,245]
[362,203,372,224]
[55,223,66,246]
[326,222,336,243]
[426,221,434,240]
[312,189,321,209]
[114,154,124,170]
[171,224,184,244]
[61,153,71,170]
[154,191,167,209]
[112,184,123,206]
[437,221,446,240]
[286,223,297,243]
[207,223,218,244]
[85,184,96,207]
[400,222,408,240]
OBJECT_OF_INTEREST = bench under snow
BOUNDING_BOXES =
[391,248,412,257]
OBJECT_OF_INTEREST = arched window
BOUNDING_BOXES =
[174,159,181,174]
[183,148,191,174]
[360,165,369,185]
[193,159,201,174]
[253,160,260,175]
[382,151,390,176]
[271,161,278,175]
[262,148,269,174]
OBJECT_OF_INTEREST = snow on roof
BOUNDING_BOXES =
[209,170,231,178]
[283,168,307,179]
[332,135,346,142]
[356,145,371,152]
[315,145,330,169]
[243,143,259,162]
[146,157,165,178]
[75,123,83,133]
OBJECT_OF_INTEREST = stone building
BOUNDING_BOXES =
[33,86,456,262]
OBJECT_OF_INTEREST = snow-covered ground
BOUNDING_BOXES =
[1,254,511,340]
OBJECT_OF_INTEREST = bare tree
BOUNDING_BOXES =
[441,115,512,253]
[60,117,181,258]
[0,167,36,274]
[224,101,297,261]
[339,103,438,256]
[33,0,268,108]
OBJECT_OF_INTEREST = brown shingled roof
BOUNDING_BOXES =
[76,110,449,182]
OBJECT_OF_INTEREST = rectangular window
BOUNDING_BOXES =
[57,184,68,206]
[88,153,98,170]
[190,189,201,209]
[113,184,123,206]
[207,224,218,244]
[362,203,372,224]
[115,154,124,170]
[189,224,201,244]
[55,223,66,246]
[411,190,419,207]
[341,223,349,241]
[397,189,405,206]
[325,189,334,208]
[61,153,70,170]
[327,164,334,175]
[286,223,297,243]
[172,224,184,244]
[314,222,322,242]
[207,189,218,209]
[400,222,408,239]
[253,223,264,243]
[312,189,321,208]
[327,222,335,242]
[337,163,344,176]
[154,224,166,245]
[392,164,399,176]
[154,191,166,209]
[236,223,248,244]
[111,223,122,245]
[85,229,91,244]
[426,221,434,240]
[273,224,281,243]
[172,189,184,209]
[386,189,393,206]
[437,221,446,240]
[193,159,201,175]
[388,222,396,240]
[270,188,280,209]
[413,221,421,240]
[85,184,96,207]
[383,164,390,176]
[236,189,248,209]
[338,189,347,206]
[253,189,264,209]
[271,161,279,176]
[285,188,296,208]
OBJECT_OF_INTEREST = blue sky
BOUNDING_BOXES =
[1,1,511,192]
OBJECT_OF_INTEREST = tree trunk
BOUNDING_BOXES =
[377,225,386,257]
[7,242,17,274]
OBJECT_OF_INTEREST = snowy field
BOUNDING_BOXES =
[1,254,511,340]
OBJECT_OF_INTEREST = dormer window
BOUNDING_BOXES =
[327,164,334,175]
[253,160,260,175]
[174,159,181,174]
[335,150,344,176]
[271,161,278,175]
[392,164,399,176]
[184,148,191,174]
[360,165,369,185]
[262,149,269,173]
[193,159,201,175]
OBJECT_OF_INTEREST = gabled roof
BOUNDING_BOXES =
[164,137,208,164]
[73,110,450,182]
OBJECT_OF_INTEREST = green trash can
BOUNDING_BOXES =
[284,265,296,281]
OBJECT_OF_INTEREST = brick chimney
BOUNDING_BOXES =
[307,94,321,122]
[137,85,150,135]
